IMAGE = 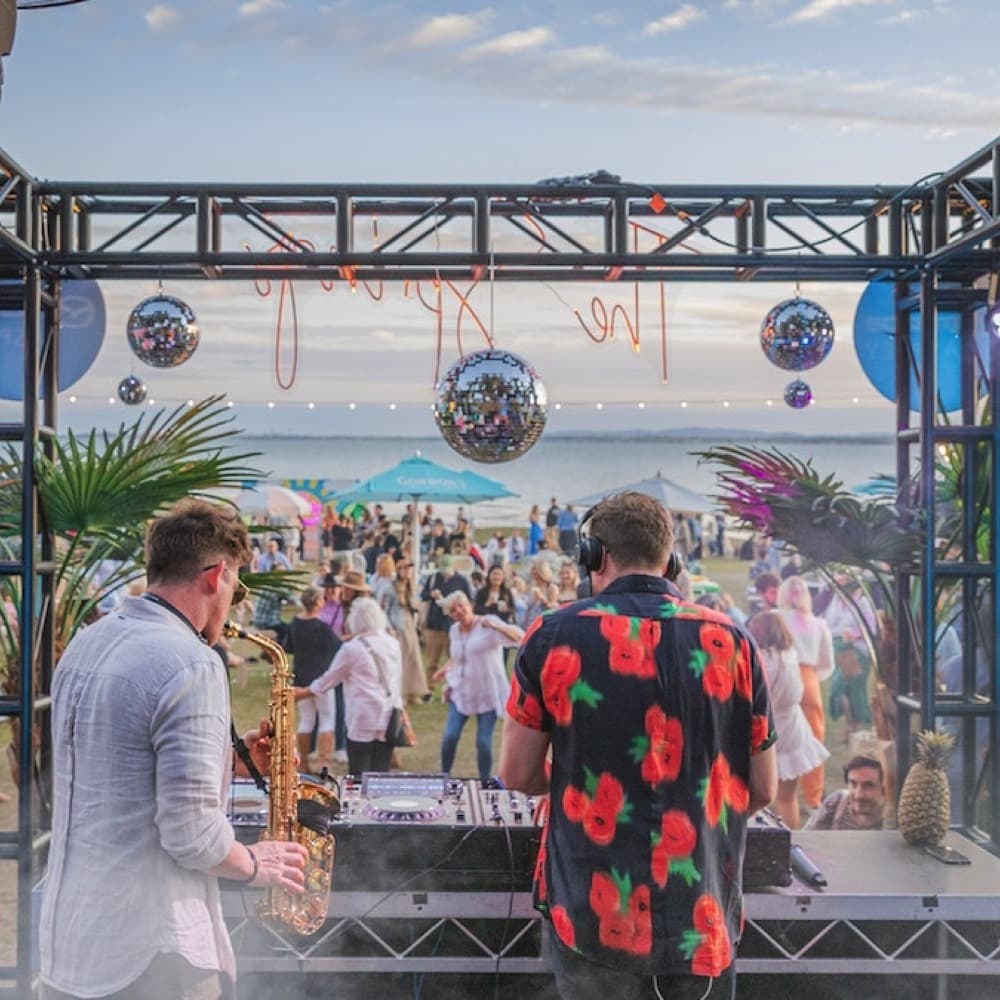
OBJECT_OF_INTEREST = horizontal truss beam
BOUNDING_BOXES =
[1,155,998,283]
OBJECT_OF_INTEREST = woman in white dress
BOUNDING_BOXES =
[434,591,524,780]
[748,612,830,829]
[778,575,835,811]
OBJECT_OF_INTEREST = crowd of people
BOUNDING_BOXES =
[233,499,890,833]
[39,492,898,999]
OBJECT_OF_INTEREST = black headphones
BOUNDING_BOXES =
[577,504,682,581]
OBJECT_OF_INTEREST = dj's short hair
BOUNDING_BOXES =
[587,492,674,571]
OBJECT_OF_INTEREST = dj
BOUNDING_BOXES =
[500,491,776,1000]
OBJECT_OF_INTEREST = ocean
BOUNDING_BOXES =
[237,431,897,528]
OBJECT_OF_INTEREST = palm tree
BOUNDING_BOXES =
[1,394,318,800]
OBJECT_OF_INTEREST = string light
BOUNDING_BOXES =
[389,403,397,410]
[267,401,275,409]
[69,395,76,403]
[348,403,357,410]
[307,402,315,409]
[637,402,646,409]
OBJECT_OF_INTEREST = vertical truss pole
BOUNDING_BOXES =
[919,270,937,733]
[18,267,40,999]
[991,316,1000,845]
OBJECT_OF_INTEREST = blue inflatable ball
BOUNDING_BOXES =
[0,279,106,401]
[853,281,987,413]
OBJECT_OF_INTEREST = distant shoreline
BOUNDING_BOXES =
[236,430,894,445]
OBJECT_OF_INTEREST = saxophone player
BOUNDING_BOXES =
[40,499,308,1000]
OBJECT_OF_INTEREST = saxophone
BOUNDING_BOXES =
[224,621,338,935]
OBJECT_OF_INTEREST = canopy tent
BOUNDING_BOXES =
[332,454,518,575]
[572,471,715,514]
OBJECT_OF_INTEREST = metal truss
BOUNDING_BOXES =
[220,890,1000,978]
[1,150,999,285]
[4,135,1000,995]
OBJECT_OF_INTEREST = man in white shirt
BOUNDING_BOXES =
[40,499,307,1000]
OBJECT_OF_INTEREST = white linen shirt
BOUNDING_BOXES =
[309,630,402,742]
[445,615,516,716]
[40,596,236,997]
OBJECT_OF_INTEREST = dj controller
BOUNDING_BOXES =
[231,772,544,892]
[230,772,790,893]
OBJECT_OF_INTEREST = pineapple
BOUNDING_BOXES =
[898,730,955,847]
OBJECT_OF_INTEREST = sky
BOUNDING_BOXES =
[1,0,998,438]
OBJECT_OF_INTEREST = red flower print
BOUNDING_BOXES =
[650,810,700,889]
[659,810,697,857]
[701,622,736,669]
[751,714,771,750]
[688,622,738,701]
[589,870,620,918]
[701,754,731,828]
[541,646,602,726]
[592,869,652,957]
[534,822,549,903]
[550,905,576,949]
[562,769,633,846]
[726,774,750,812]
[681,894,731,977]
[600,616,660,679]
[508,675,544,729]
[692,895,731,975]
[699,754,750,831]
[701,661,735,700]
[630,706,684,785]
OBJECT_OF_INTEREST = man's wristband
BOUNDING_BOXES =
[242,846,259,884]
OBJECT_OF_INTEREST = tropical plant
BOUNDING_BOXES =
[0,395,288,685]
[695,444,923,687]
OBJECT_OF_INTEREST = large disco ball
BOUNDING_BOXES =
[117,374,148,405]
[760,297,834,371]
[126,294,200,368]
[434,349,547,463]
[784,379,813,409]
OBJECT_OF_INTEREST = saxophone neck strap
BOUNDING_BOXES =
[231,721,269,794]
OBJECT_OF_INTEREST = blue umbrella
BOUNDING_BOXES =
[332,455,518,574]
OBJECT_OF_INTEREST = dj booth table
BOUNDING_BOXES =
[224,830,1000,980]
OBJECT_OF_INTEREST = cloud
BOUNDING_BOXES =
[643,5,705,35]
[407,11,493,47]
[385,32,998,131]
[878,8,924,23]
[787,0,891,24]
[238,0,285,18]
[464,26,555,59]
[144,5,179,32]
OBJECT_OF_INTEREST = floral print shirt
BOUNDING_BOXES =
[506,574,775,977]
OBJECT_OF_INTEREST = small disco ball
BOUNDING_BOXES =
[784,379,813,409]
[434,349,547,463]
[760,297,834,371]
[117,374,148,405]
[126,294,200,368]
